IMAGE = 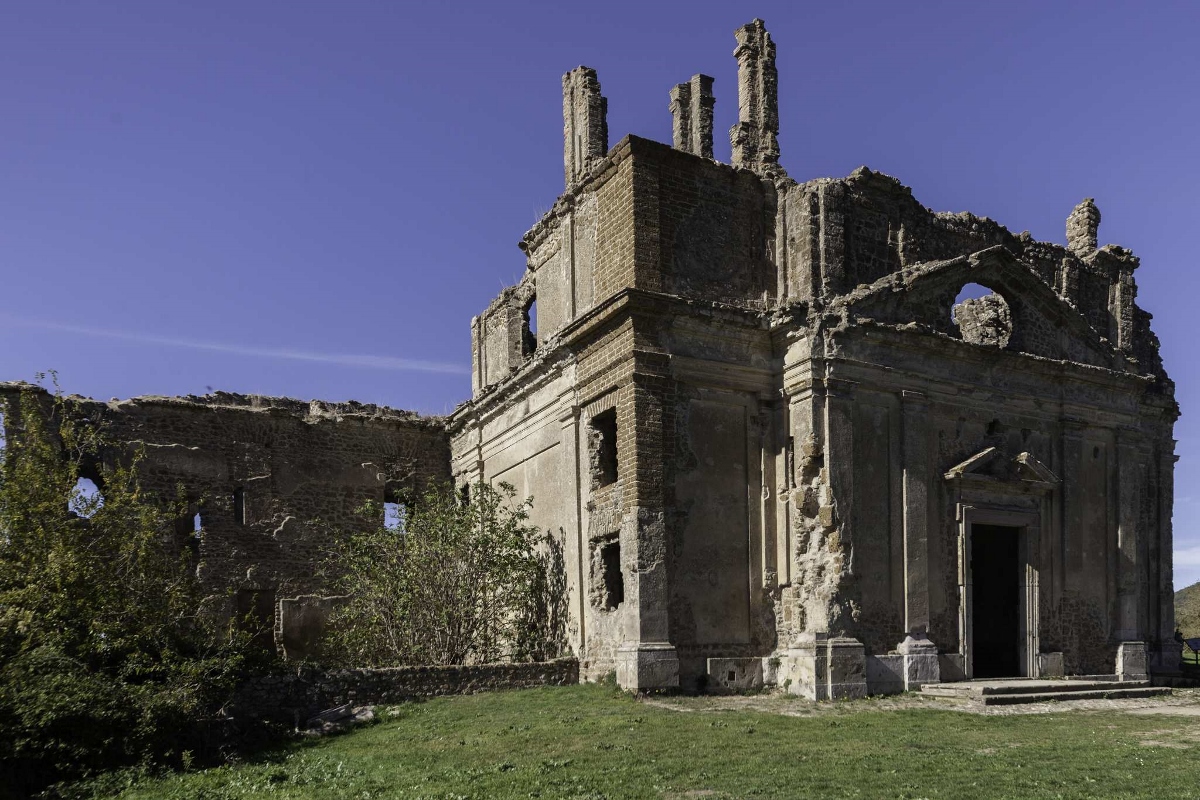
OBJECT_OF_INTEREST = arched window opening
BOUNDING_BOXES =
[70,476,104,518]
[952,283,1012,348]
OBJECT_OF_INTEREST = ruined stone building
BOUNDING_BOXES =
[2,19,1181,697]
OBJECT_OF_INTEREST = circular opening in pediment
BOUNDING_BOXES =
[953,283,1012,348]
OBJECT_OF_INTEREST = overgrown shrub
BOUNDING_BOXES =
[318,481,567,667]
[0,380,261,798]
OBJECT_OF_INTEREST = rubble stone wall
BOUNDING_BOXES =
[234,658,580,722]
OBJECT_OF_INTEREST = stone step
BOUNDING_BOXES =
[921,679,1150,698]
[977,686,1169,705]
[920,682,1170,705]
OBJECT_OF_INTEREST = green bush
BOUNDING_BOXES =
[318,481,567,667]
[0,380,260,797]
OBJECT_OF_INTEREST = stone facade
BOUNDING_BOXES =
[451,19,1180,696]
[1,19,1181,698]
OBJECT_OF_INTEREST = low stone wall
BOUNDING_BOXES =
[233,658,579,722]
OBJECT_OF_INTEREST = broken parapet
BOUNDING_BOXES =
[1066,198,1101,256]
[729,19,780,173]
[669,74,715,159]
[563,66,608,188]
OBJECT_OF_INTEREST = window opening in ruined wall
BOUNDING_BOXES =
[384,501,408,532]
[522,296,538,357]
[595,537,624,611]
[70,476,103,518]
[232,487,246,526]
[236,588,276,651]
[952,282,1012,348]
[589,408,618,490]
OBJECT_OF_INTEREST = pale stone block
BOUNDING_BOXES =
[1037,652,1064,678]
[827,637,868,699]
[706,657,764,693]
[616,642,679,691]
[897,634,940,690]
[1116,641,1149,681]
[865,654,904,695]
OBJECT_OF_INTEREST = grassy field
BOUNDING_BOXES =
[88,684,1200,800]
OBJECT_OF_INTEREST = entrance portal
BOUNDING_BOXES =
[971,524,1020,678]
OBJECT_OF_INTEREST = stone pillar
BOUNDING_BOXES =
[781,634,867,700]
[561,408,586,657]
[563,67,608,189]
[615,375,678,692]
[729,19,780,172]
[1066,198,1100,257]
[669,82,691,153]
[470,315,483,397]
[901,390,930,637]
[670,75,715,159]
[1153,442,1182,673]
[898,392,939,689]
[1115,429,1142,642]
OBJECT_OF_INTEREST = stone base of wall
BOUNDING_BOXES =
[233,658,579,722]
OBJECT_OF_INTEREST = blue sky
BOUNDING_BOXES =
[3,2,1199,586]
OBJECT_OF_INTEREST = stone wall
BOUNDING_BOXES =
[0,382,452,656]
[233,658,579,722]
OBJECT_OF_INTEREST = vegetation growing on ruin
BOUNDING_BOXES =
[0,380,263,798]
[318,481,567,667]
[91,683,1200,800]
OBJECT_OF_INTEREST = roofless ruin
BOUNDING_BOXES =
[3,20,1180,697]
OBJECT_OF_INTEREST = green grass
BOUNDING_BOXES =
[87,685,1200,800]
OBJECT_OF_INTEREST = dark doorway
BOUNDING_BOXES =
[971,524,1021,678]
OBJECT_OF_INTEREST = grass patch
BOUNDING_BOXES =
[89,684,1200,799]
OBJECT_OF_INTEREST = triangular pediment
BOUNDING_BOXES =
[834,246,1122,369]
[944,447,1059,488]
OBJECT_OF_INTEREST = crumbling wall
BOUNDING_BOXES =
[0,382,451,657]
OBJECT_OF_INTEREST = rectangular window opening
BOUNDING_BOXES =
[232,487,246,526]
[589,408,618,489]
[522,295,538,357]
[599,539,623,611]
[384,501,408,532]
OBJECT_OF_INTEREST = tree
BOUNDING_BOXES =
[0,380,257,797]
[319,481,567,667]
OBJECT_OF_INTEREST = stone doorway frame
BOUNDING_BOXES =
[956,505,1041,680]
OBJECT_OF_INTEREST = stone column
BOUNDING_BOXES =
[563,67,608,189]
[897,390,939,688]
[729,19,780,172]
